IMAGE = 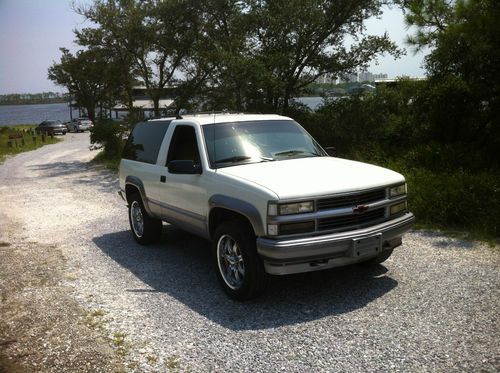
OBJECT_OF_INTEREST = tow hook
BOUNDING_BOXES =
[310,259,329,267]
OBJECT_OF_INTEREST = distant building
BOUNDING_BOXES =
[338,71,388,83]
[374,76,427,86]
[315,74,337,84]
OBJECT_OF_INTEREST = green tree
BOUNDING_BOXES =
[249,0,401,111]
[48,48,119,121]
[198,0,266,111]
[404,0,500,169]
[77,0,208,116]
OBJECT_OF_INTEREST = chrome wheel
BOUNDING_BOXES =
[217,234,245,290]
[130,200,144,238]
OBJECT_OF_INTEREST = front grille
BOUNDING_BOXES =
[316,188,386,210]
[317,208,385,232]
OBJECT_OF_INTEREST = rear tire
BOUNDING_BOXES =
[213,221,267,300]
[128,193,162,245]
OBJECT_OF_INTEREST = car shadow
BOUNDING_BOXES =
[93,225,398,331]
[28,161,118,193]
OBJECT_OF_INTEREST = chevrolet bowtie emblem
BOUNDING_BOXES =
[352,204,369,214]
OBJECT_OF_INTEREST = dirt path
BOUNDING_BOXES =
[0,134,123,372]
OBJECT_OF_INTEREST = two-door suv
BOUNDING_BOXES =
[119,113,415,300]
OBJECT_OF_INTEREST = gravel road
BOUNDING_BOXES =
[0,133,499,372]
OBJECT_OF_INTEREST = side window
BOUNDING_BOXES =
[166,126,201,165]
[122,120,171,164]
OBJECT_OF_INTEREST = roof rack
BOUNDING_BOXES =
[176,110,259,120]
[148,111,264,121]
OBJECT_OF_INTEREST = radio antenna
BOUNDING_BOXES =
[213,110,216,171]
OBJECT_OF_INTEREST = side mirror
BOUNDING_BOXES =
[325,146,336,157]
[167,160,202,175]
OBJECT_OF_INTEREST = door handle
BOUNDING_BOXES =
[160,175,166,183]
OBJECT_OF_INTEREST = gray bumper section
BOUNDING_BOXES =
[257,212,415,275]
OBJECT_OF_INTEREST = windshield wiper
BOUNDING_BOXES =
[215,155,252,163]
[215,155,275,164]
[274,149,321,157]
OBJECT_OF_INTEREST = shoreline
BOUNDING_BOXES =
[0,100,68,106]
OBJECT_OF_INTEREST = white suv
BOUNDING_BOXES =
[69,117,93,132]
[119,113,414,300]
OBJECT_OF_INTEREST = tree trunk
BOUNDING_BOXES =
[283,90,290,112]
[86,105,96,121]
[153,96,160,117]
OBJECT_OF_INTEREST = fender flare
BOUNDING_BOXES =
[125,176,153,216]
[209,195,265,237]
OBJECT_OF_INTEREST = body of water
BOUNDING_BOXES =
[0,97,326,126]
[0,102,80,126]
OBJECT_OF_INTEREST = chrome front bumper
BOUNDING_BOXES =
[257,212,415,275]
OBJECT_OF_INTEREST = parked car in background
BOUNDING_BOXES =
[68,118,93,132]
[36,120,67,135]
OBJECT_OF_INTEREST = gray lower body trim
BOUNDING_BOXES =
[257,212,415,275]
[148,198,209,239]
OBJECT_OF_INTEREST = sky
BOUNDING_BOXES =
[0,0,427,95]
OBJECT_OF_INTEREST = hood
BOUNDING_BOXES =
[218,157,404,200]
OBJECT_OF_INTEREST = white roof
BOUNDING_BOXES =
[149,113,290,126]
[112,99,174,110]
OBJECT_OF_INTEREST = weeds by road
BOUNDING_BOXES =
[0,124,60,163]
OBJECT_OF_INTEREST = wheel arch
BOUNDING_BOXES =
[208,195,265,239]
[125,176,153,215]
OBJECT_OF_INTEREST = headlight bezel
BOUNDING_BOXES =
[389,183,407,198]
[268,200,315,216]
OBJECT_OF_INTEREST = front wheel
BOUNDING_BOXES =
[213,221,267,300]
[128,194,162,245]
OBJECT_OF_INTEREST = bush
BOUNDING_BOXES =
[292,80,500,240]
[89,119,125,159]
[385,163,500,239]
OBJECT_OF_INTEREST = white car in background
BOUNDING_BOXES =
[68,118,93,132]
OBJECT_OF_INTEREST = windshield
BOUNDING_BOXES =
[203,120,326,168]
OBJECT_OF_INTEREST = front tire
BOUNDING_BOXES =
[128,193,162,245]
[213,221,267,300]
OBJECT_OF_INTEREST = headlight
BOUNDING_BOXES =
[268,201,314,216]
[279,201,314,215]
[390,183,407,198]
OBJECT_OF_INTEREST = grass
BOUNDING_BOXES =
[91,150,121,171]
[165,355,181,371]
[0,124,60,163]
[112,332,130,356]
[381,161,500,245]
[84,308,107,330]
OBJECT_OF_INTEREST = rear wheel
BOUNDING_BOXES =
[213,221,267,300]
[128,193,162,245]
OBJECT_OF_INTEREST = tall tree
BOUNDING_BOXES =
[77,0,207,116]
[248,0,401,111]
[48,48,119,121]
[404,0,500,167]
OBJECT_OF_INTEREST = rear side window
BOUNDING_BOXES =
[122,120,172,164]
